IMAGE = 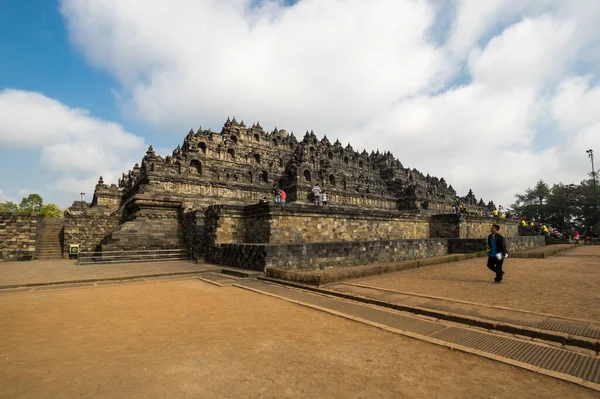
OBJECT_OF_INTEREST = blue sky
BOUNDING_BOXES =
[1,0,599,208]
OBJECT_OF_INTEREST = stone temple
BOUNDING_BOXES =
[49,117,540,272]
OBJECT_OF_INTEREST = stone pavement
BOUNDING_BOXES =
[326,282,600,348]
[237,279,600,391]
[334,245,600,321]
[0,259,219,288]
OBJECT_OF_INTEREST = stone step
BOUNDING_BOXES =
[36,247,63,251]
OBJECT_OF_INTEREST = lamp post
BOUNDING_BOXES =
[586,149,598,227]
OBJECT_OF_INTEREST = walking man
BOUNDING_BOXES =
[487,224,508,284]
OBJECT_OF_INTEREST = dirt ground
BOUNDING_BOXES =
[0,280,598,399]
[350,246,600,320]
[0,259,217,287]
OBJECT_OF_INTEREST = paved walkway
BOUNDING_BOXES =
[0,259,219,288]
[327,282,600,342]
[335,245,600,321]
[237,279,600,391]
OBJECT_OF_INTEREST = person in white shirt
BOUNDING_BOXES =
[311,186,321,206]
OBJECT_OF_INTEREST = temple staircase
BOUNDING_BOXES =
[35,218,65,260]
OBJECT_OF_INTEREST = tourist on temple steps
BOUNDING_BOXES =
[280,189,286,206]
[272,185,280,203]
[322,191,328,206]
[311,185,321,206]
[487,224,508,284]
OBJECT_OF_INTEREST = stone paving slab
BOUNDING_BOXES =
[330,283,600,341]
[237,280,600,389]
[0,259,220,288]
[342,246,600,321]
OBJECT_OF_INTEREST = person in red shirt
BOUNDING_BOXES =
[279,189,286,205]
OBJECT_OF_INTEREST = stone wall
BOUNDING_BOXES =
[211,203,431,245]
[205,205,248,245]
[430,214,519,238]
[183,209,207,258]
[448,236,545,253]
[0,213,39,261]
[270,206,429,243]
[210,236,545,272]
[64,211,121,254]
[209,238,450,271]
[460,216,518,238]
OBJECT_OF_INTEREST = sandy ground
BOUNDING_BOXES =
[350,246,600,321]
[0,259,217,286]
[0,279,598,399]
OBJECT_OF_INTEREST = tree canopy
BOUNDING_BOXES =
[0,194,63,217]
[512,174,600,233]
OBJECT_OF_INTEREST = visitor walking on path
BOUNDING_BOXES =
[487,224,508,284]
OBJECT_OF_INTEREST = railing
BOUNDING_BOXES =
[77,248,190,265]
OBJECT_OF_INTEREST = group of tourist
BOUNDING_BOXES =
[310,185,328,206]
[259,184,330,206]
[519,216,567,240]
[272,186,287,204]
[258,185,287,205]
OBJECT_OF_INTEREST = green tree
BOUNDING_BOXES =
[0,201,19,213]
[512,180,551,220]
[18,194,43,213]
[545,183,578,233]
[577,178,600,231]
[40,203,63,217]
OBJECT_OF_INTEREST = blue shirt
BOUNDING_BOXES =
[489,235,497,257]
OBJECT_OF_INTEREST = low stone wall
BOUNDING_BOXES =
[448,236,545,254]
[208,238,450,271]
[430,214,519,238]
[0,213,39,261]
[208,235,546,272]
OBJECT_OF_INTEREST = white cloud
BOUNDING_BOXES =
[0,89,146,197]
[56,0,600,207]
[0,190,16,204]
